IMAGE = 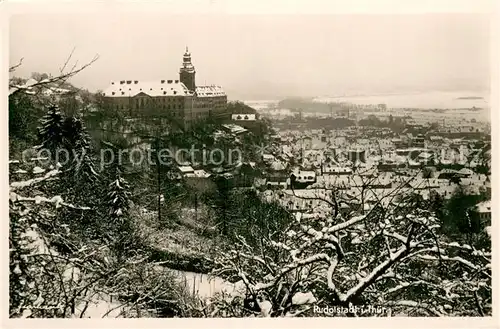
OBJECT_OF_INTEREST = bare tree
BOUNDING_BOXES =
[207,170,491,317]
[9,51,99,98]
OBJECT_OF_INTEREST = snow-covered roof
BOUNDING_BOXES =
[312,175,350,189]
[221,124,247,135]
[418,152,433,159]
[439,169,459,174]
[439,159,454,165]
[196,85,226,97]
[262,154,275,161]
[270,161,286,171]
[458,168,474,176]
[295,170,316,178]
[409,178,440,189]
[323,166,352,174]
[178,165,194,173]
[103,80,193,97]
[476,200,491,213]
[185,169,211,178]
[267,181,287,186]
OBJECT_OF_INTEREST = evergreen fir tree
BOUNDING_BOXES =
[62,116,91,151]
[61,116,99,188]
[37,106,64,159]
[39,114,102,242]
[106,171,131,223]
[102,142,132,247]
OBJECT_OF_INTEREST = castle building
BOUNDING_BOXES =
[102,48,227,128]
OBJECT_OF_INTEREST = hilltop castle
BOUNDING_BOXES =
[102,48,227,128]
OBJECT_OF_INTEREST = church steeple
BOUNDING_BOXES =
[180,47,196,91]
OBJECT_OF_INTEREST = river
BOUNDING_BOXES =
[243,91,490,112]
[314,90,490,109]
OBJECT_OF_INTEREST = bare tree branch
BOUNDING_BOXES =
[9,57,24,73]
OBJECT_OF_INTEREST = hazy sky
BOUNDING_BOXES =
[10,13,490,100]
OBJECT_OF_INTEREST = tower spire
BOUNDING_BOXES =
[180,47,196,91]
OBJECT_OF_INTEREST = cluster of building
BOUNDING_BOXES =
[254,98,490,136]
[250,126,491,226]
[161,116,490,230]
[97,50,492,229]
[102,48,228,128]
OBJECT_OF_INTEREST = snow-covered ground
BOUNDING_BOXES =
[172,270,245,299]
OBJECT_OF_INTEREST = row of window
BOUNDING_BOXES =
[111,104,184,110]
[109,103,224,111]
[195,102,226,108]
[112,89,180,96]
[112,91,180,96]
[136,97,183,105]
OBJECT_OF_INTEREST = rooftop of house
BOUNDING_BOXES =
[103,80,192,97]
[185,169,211,178]
[196,85,226,97]
[178,165,195,173]
[221,124,247,135]
[102,79,226,97]
[476,200,491,213]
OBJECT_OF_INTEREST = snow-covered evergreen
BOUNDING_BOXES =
[62,116,99,185]
[37,106,64,156]
[105,175,131,221]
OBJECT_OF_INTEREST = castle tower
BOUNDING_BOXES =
[179,47,196,92]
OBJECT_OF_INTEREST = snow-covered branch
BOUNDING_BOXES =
[10,192,90,210]
[342,245,408,302]
[417,254,478,270]
[9,54,99,97]
[10,170,60,190]
[326,214,366,233]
